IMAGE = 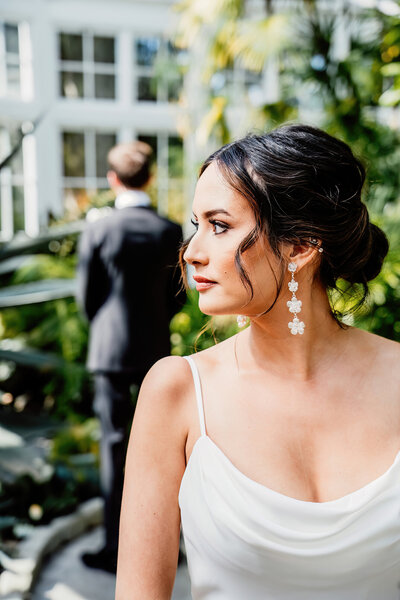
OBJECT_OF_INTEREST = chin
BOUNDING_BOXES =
[198,297,240,317]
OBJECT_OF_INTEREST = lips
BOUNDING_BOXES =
[193,275,217,291]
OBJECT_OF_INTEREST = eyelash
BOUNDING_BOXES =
[191,219,229,235]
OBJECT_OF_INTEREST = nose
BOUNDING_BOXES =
[183,232,209,266]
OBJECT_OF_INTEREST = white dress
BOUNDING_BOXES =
[179,356,400,599]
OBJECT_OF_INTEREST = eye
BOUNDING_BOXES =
[210,220,229,235]
[190,218,199,230]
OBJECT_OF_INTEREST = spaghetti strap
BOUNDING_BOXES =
[183,355,206,437]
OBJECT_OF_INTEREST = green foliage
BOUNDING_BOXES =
[170,289,240,355]
[352,216,400,340]
[0,232,91,419]
[51,418,100,462]
[379,18,400,106]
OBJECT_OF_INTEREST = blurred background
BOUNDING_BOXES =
[0,0,400,584]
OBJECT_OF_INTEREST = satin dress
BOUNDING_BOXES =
[179,356,400,600]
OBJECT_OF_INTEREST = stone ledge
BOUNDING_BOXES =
[0,497,103,600]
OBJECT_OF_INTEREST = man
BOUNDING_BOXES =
[76,141,185,573]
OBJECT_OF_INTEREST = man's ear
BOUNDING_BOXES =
[107,170,121,189]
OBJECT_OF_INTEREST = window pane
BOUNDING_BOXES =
[94,36,115,64]
[136,37,160,66]
[64,188,90,218]
[167,76,182,102]
[5,24,19,55]
[167,41,189,67]
[59,33,83,61]
[138,135,157,157]
[13,186,24,232]
[137,76,157,101]
[60,71,84,98]
[95,133,117,177]
[167,185,185,224]
[6,64,20,95]
[94,74,115,99]
[63,132,85,177]
[168,137,183,178]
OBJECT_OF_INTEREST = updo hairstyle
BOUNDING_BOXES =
[180,124,389,326]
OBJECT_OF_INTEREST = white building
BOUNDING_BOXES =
[0,0,191,240]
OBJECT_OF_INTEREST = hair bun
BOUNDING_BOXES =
[345,222,389,284]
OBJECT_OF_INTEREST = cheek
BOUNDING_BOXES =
[242,248,278,300]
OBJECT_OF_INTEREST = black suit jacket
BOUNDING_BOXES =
[76,206,185,374]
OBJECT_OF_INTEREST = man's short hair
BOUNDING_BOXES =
[107,141,153,189]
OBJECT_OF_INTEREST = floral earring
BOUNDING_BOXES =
[287,262,305,335]
[237,315,249,328]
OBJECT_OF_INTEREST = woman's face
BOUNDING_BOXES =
[183,161,282,317]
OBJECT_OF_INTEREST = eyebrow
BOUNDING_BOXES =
[193,209,232,219]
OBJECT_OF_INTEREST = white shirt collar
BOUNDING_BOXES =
[114,190,151,210]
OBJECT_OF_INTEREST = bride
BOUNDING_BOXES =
[115,124,400,599]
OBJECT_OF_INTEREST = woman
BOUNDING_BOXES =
[116,124,400,599]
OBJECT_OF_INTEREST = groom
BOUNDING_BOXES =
[76,140,185,573]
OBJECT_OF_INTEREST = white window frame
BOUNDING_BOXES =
[58,31,117,100]
[137,131,184,217]
[0,21,33,100]
[61,128,118,197]
[0,126,27,240]
[134,34,185,104]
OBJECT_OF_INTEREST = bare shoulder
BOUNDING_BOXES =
[139,355,194,406]
[353,327,400,353]
[186,332,239,373]
[352,327,400,381]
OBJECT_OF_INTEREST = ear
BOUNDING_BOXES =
[107,170,121,189]
[286,239,322,272]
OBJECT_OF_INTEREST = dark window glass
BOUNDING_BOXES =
[59,33,83,61]
[95,133,117,177]
[94,74,115,99]
[137,76,157,101]
[13,186,24,231]
[136,37,160,66]
[167,76,182,102]
[167,41,188,67]
[5,24,19,54]
[63,132,85,177]
[168,136,183,177]
[94,36,115,63]
[60,71,84,98]
[138,135,157,158]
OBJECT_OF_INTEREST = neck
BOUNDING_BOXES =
[240,283,351,383]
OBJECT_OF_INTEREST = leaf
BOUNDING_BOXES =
[230,15,291,72]
[196,96,229,146]
[0,279,77,308]
[379,87,400,105]
[381,62,400,76]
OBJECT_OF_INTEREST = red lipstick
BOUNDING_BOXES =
[193,275,217,292]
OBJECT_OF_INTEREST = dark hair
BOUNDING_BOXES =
[107,141,153,189]
[180,124,389,326]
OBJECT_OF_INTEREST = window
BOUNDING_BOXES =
[0,21,33,100]
[62,130,117,216]
[59,32,116,99]
[210,64,264,106]
[0,126,25,239]
[135,37,187,103]
[138,133,184,222]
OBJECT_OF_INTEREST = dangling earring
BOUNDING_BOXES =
[237,315,248,328]
[287,262,305,335]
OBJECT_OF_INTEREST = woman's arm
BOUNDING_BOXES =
[115,356,191,600]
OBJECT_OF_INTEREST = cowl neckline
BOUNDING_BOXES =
[184,435,400,508]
